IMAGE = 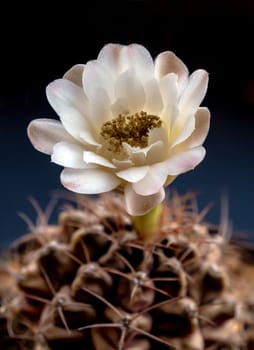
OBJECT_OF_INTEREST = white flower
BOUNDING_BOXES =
[28,44,210,216]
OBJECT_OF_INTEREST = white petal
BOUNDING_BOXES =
[159,73,178,105]
[52,142,92,169]
[125,44,154,72]
[112,159,134,170]
[79,131,100,146]
[98,43,154,83]
[155,51,189,91]
[146,127,169,163]
[83,151,116,168]
[120,44,154,83]
[162,104,179,133]
[116,166,149,182]
[122,142,161,166]
[148,127,168,146]
[60,168,120,194]
[178,69,208,116]
[146,140,166,164]
[97,43,123,76]
[46,79,94,142]
[159,74,178,129]
[83,60,114,101]
[165,146,206,175]
[172,71,208,143]
[178,107,210,150]
[124,184,165,216]
[122,133,167,167]
[171,115,195,147]
[146,141,168,164]
[132,163,169,195]
[27,118,75,155]
[111,97,130,116]
[144,79,163,115]
[63,64,85,86]
[122,143,145,165]
[115,69,145,114]
[89,88,111,129]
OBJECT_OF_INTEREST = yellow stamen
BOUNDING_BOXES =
[100,111,162,153]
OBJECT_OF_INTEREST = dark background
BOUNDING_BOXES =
[1,0,254,246]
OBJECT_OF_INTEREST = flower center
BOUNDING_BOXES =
[100,111,162,153]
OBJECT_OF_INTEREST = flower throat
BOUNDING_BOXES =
[100,111,162,153]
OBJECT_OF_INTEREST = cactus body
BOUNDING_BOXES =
[0,193,254,349]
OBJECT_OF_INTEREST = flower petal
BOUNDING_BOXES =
[159,73,178,105]
[145,140,165,164]
[130,147,205,191]
[120,44,154,83]
[60,168,120,194]
[116,166,149,182]
[52,142,92,169]
[63,64,85,86]
[171,115,195,147]
[177,107,210,150]
[159,73,178,129]
[46,79,94,142]
[133,147,205,195]
[112,159,134,170]
[165,146,206,175]
[122,143,146,165]
[111,97,130,116]
[27,119,75,155]
[115,69,145,114]
[83,151,116,168]
[147,127,169,163]
[124,184,165,216]
[98,43,154,83]
[144,79,163,115]
[97,43,123,76]
[122,141,165,166]
[83,60,114,101]
[132,164,168,196]
[178,69,208,117]
[79,131,100,146]
[148,126,168,146]
[88,88,111,129]
[171,69,208,144]
[155,51,189,91]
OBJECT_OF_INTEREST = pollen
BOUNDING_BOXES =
[100,111,162,153]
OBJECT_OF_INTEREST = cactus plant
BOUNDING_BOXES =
[0,192,254,349]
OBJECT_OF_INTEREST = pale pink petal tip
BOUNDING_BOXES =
[60,168,121,195]
[27,118,74,155]
[124,184,165,216]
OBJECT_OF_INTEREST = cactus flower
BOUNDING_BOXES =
[28,43,209,216]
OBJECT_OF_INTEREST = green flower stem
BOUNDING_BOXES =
[132,203,164,242]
